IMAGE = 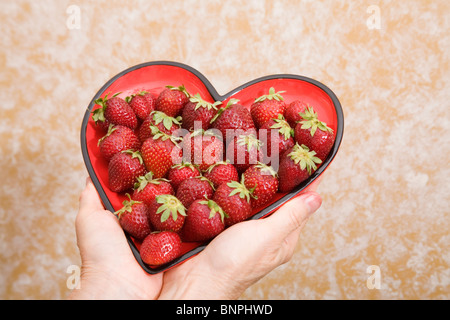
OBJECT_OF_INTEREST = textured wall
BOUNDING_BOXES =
[0,0,448,299]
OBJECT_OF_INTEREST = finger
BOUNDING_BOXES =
[263,191,322,237]
[78,177,105,215]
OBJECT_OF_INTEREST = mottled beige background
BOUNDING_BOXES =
[0,0,449,300]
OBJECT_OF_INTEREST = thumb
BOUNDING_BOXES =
[78,177,105,215]
[263,191,322,236]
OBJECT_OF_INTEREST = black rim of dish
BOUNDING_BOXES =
[80,60,344,274]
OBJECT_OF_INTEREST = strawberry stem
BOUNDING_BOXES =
[254,87,286,103]
[155,195,186,222]
[288,143,322,175]
[299,107,333,137]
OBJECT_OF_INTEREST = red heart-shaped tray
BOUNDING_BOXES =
[80,61,344,274]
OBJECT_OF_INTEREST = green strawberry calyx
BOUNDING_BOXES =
[198,199,229,223]
[114,193,141,219]
[170,162,199,173]
[151,111,182,131]
[196,176,215,190]
[92,92,121,123]
[288,143,322,175]
[97,124,117,146]
[134,172,170,192]
[237,134,262,152]
[189,93,222,111]
[210,99,240,124]
[166,84,190,98]
[125,90,150,103]
[254,87,285,103]
[155,194,186,222]
[255,162,278,178]
[269,115,294,141]
[121,149,144,165]
[299,107,334,137]
[205,160,232,174]
[227,179,256,203]
[150,125,183,144]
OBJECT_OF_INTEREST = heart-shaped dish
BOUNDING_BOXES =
[80,61,344,274]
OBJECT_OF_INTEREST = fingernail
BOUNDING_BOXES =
[302,192,322,215]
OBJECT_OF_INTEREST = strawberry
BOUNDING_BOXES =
[97,124,141,162]
[210,99,256,143]
[108,150,147,193]
[203,161,239,189]
[114,194,151,240]
[140,231,182,266]
[250,87,287,128]
[181,94,222,131]
[176,176,214,209]
[92,92,138,130]
[126,91,156,121]
[155,85,190,117]
[140,128,183,178]
[183,129,224,171]
[242,162,279,208]
[284,100,308,128]
[181,199,227,242]
[213,180,254,227]
[148,194,186,232]
[167,162,201,192]
[226,133,264,173]
[258,115,295,164]
[294,106,335,162]
[139,111,182,143]
[132,172,174,207]
[277,143,322,193]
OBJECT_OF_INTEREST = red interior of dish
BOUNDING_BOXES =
[85,64,339,269]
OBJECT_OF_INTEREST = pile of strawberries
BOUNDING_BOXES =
[91,85,335,266]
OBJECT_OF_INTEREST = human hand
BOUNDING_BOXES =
[69,176,322,300]
[158,179,323,300]
[68,177,163,300]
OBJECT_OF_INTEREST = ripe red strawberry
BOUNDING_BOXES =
[242,162,279,208]
[140,129,183,178]
[181,199,227,242]
[210,99,256,143]
[250,87,287,128]
[108,150,147,193]
[181,94,222,131]
[226,133,264,173]
[167,162,201,191]
[155,85,190,117]
[114,194,151,240]
[258,115,295,164]
[213,180,254,227]
[183,129,224,171]
[277,143,322,193]
[132,172,174,207]
[176,177,214,209]
[294,106,335,162]
[140,231,182,266]
[284,100,308,128]
[148,194,186,232]
[92,92,138,130]
[126,91,156,121]
[98,124,141,161]
[139,111,182,143]
[203,161,239,189]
